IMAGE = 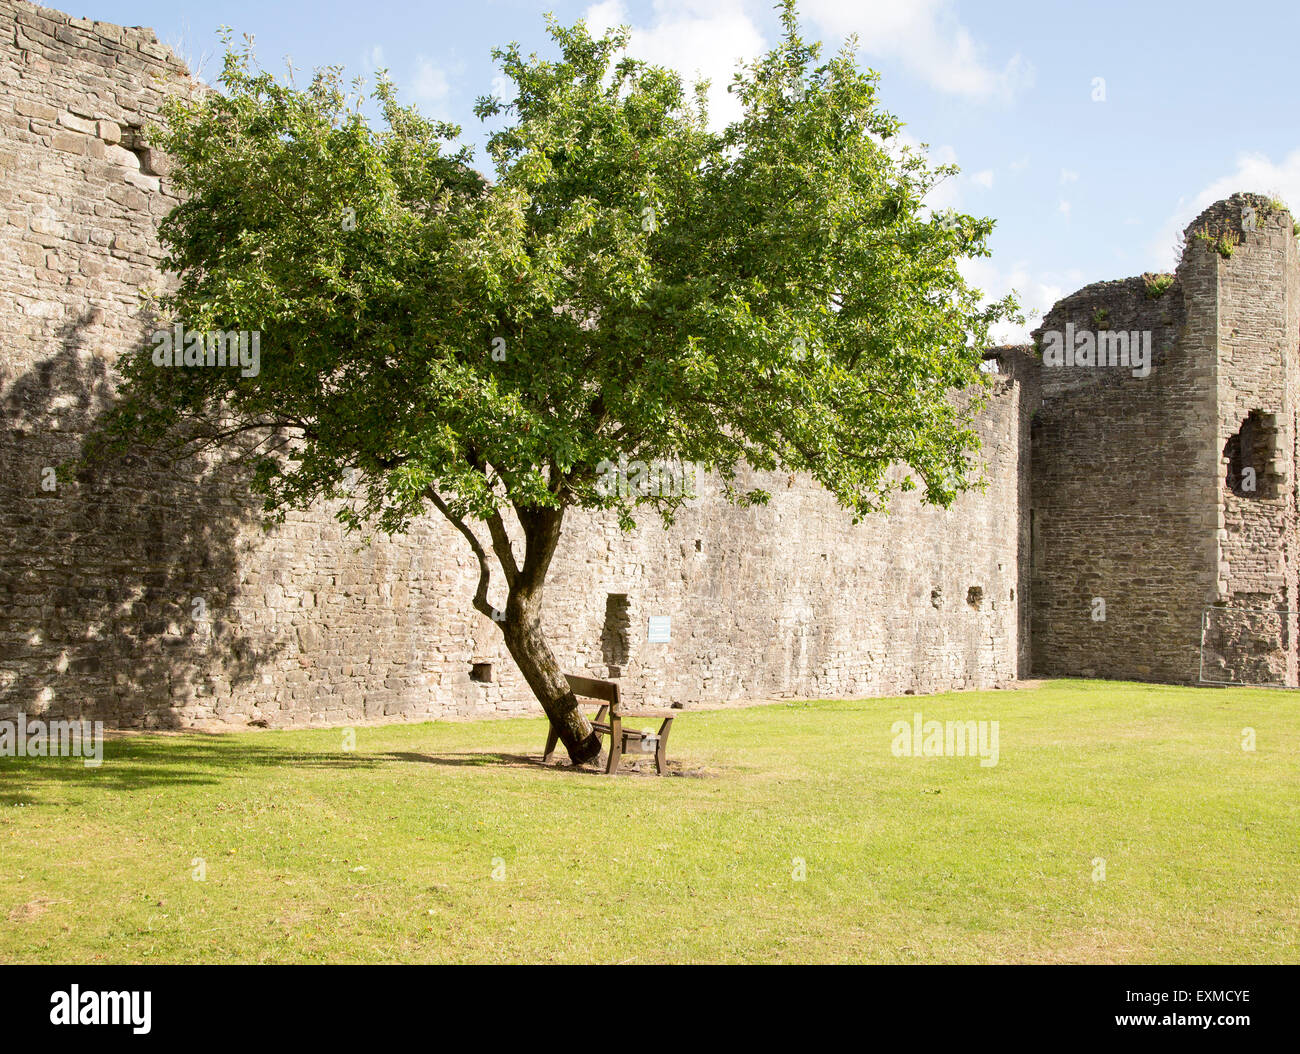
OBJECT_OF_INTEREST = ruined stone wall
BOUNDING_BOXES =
[0,1,1024,729]
[1287,198,1300,685]
[1028,262,1219,684]
[987,346,1038,680]
[1201,194,1300,686]
[1028,195,1300,687]
[521,381,1025,711]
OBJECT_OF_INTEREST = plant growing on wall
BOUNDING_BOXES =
[1142,272,1174,299]
[1192,222,1239,259]
[87,1,1016,764]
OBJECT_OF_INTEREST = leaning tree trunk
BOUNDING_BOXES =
[499,589,603,766]
[441,497,599,766]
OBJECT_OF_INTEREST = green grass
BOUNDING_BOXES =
[1,679,1297,963]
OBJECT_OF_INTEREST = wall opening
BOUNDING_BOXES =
[1225,410,1280,499]
[470,662,493,683]
[601,593,631,673]
[967,586,984,610]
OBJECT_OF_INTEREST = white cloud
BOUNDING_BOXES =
[961,257,1063,345]
[586,0,626,37]
[1058,199,1071,218]
[411,57,451,114]
[801,0,1032,101]
[1009,155,1029,172]
[1059,168,1078,184]
[583,0,767,129]
[1149,149,1300,270]
[970,169,993,189]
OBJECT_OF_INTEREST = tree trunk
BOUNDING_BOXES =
[500,594,602,766]
[440,494,598,766]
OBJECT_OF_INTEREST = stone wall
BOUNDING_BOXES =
[1204,194,1300,685]
[1027,267,1217,683]
[0,1,1025,729]
[1028,194,1300,687]
[521,383,1025,712]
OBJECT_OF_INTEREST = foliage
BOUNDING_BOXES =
[89,1,1017,546]
[1192,223,1238,259]
[1141,272,1174,299]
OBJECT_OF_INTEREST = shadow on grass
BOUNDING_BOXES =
[0,734,380,800]
[383,750,552,770]
[0,738,706,805]
[384,749,715,779]
[380,749,632,777]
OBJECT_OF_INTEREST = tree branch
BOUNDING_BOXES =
[423,485,499,621]
[484,508,520,588]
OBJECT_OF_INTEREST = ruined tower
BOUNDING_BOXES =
[1027,193,1300,687]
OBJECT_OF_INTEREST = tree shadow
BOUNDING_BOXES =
[381,748,709,778]
[383,750,555,769]
[0,310,286,729]
[0,733,378,801]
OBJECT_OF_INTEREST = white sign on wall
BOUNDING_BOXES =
[647,615,671,643]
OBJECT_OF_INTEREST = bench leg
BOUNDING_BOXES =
[605,718,622,775]
[542,722,559,763]
[655,717,673,775]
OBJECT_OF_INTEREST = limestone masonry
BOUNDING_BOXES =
[3,1,1298,729]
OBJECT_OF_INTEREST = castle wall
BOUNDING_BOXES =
[1202,196,1300,685]
[518,383,1025,712]
[1027,268,1219,684]
[0,1,1024,729]
[1028,195,1300,687]
[987,346,1038,681]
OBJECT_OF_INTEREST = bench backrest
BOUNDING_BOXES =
[565,674,621,715]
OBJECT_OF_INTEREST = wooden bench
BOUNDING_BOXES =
[542,674,677,775]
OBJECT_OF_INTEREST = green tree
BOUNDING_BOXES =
[90,2,1016,764]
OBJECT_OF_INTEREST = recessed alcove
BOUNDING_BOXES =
[1224,410,1281,499]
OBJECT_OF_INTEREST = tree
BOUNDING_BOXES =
[88,1,1016,764]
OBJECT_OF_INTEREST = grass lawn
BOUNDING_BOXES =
[1,678,1296,964]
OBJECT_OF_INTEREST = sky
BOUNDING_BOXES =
[86,0,1300,341]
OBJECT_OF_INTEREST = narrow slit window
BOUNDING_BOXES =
[601,593,631,670]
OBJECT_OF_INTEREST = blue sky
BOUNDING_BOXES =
[89,0,1300,340]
